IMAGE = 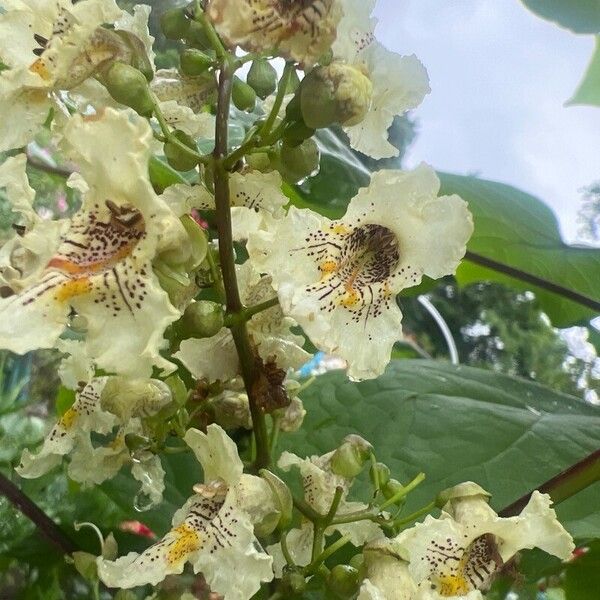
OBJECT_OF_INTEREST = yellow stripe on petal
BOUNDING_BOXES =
[29,59,52,81]
[55,278,92,302]
[438,575,470,597]
[58,407,78,430]
[166,524,202,566]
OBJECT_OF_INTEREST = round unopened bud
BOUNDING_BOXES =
[301,63,372,129]
[381,478,406,503]
[164,130,198,172]
[330,434,373,479]
[327,565,360,599]
[232,76,257,112]
[283,119,315,147]
[160,7,190,40]
[245,151,272,172]
[113,30,153,81]
[124,433,152,452]
[247,59,278,99]
[369,462,391,489]
[180,48,213,77]
[182,300,225,339]
[103,62,154,117]
[277,138,320,184]
[280,569,306,596]
[435,481,491,509]
[185,20,212,49]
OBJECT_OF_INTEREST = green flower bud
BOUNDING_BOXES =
[285,68,301,94]
[381,478,406,504]
[285,92,302,122]
[283,120,315,147]
[180,48,213,77]
[113,30,154,81]
[232,76,257,112]
[330,434,373,479]
[185,20,212,49]
[301,63,373,129]
[247,58,278,99]
[277,138,320,184]
[280,569,306,596]
[369,461,391,489]
[102,62,154,117]
[260,469,293,530]
[72,551,98,582]
[164,130,198,172]
[435,481,491,509]
[245,151,273,172]
[326,565,360,599]
[160,7,190,40]
[124,433,153,452]
[182,300,225,339]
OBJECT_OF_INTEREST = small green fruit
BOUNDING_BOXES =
[185,20,212,49]
[182,300,225,339]
[277,138,320,184]
[283,120,315,147]
[327,565,360,599]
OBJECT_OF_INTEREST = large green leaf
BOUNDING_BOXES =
[287,360,600,538]
[568,36,600,106]
[565,539,600,599]
[439,173,600,326]
[520,0,600,34]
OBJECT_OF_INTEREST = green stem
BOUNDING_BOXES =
[194,9,227,59]
[305,535,351,576]
[225,296,279,326]
[293,496,322,523]
[394,501,436,529]
[269,415,281,458]
[205,244,226,301]
[499,448,600,517]
[311,522,326,561]
[280,529,295,567]
[325,486,344,522]
[259,62,294,138]
[379,472,425,511]
[212,58,270,471]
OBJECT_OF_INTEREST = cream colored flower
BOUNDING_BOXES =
[393,484,574,599]
[332,0,430,159]
[98,425,275,599]
[0,109,188,377]
[248,164,473,380]
[17,376,171,506]
[206,0,343,66]
[268,449,383,575]
[176,261,309,381]
[0,0,129,150]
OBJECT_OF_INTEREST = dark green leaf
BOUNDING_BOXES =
[148,156,187,194]
[565,540,600,599]
[439,173,600,326]
[287,360,600,537]
[521,0,600,33]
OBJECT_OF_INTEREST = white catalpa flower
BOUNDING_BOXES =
[392,483,574,599]
[268,450,383,575]
[176,260,309,381]
[98,424,275,599]
[357,540,416,600]
[0,0,129,150]
[331,0,430,159]
[162,169,288,240]
[0,109,189,377]
[206,0,343,66]
[248,164,473,380]
[17,376,172,506]
[151,69,216,139]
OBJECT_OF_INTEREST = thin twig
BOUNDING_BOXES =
[465,251,600,313]
[499,448,600,517]
[0,471,77,554]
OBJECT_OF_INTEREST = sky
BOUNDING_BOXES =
[372,0,600,243]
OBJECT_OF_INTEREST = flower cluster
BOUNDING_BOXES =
[0,0,576,598]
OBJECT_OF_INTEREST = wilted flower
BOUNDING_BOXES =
[206,0,343,66]
[248,164,473,380]
[0,109,188,377]
[98,424,275,599]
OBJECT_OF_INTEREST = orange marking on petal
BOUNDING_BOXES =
[166,524,202,566]
[319,260,338,279]
[29,59,52,81]
[58,407,78,430]
[55,278,92,302]
[47,242,138,276]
